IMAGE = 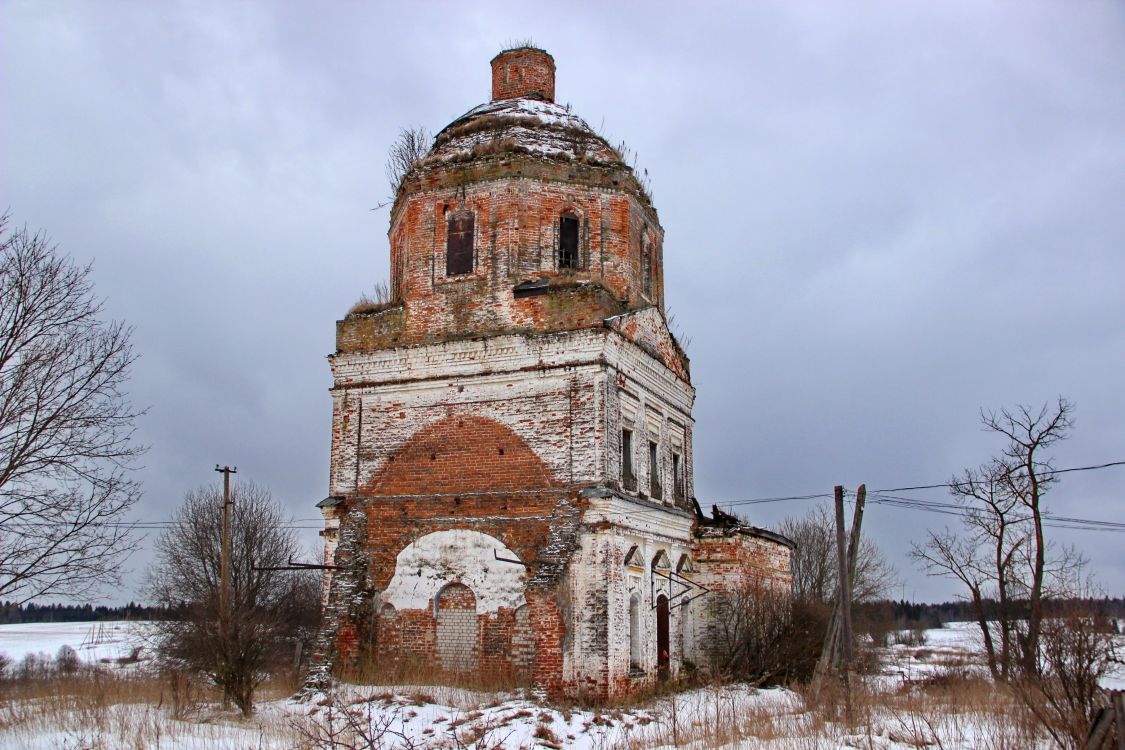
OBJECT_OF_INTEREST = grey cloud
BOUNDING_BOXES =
[2,0,1122,602]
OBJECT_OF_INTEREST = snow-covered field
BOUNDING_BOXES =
[0,619,1120,749]
[0,620,146,665]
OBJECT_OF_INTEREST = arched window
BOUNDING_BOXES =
[558,212,579,269]
[629,593,641,671]
[640,234,653,298]
[446,212,474,276]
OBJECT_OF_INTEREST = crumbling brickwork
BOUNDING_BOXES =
[313,46,792,700]
[492,47,556,102]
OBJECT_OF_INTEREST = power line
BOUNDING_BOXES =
[7,458,1122,533]
[871,460,1125,494]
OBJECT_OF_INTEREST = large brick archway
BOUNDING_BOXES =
[364,414,555,496]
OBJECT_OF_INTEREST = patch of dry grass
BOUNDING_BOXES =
[0,668,300,749]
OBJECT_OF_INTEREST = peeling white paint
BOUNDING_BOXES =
[383,529,527,613]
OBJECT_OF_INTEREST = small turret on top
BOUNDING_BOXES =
[491,46,555,102]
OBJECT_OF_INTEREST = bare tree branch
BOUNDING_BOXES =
[386,126,431,196]
[0,214,145,602]
[147,481,319,715]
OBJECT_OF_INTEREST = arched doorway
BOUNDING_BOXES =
[656,593,670,680]
[435,582,478,673]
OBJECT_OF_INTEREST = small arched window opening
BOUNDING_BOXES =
[629,593,642,672]
[446,212,474,276]
[640,238,653,298]
[558,213,579,270]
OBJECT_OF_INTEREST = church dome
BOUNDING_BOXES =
[425,96,624,169]
[358,46,669,360]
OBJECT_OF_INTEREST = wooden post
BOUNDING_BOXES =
[834,485,852,718]
[215,465,237,619]
[815,483,866,702]
[1114,691,1125,750]
[845,485,866,595]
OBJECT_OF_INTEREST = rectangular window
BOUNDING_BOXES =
[446,214,474,276]
[621,429,635,491]
[641,241,653,297]
[672,453,683,502]
[649,440,662,500]
[559,216,579,269]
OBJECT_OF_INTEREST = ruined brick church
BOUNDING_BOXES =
[311,47,793,698]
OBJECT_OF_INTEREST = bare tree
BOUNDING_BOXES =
[385,126,431,195]
[147,481,318,715]
[708,574,829,685]
[913,398,1074,678]
[985,399,1074,674]
[914,459,1028,679]
[780,504,896,605]
[0,215,144,603]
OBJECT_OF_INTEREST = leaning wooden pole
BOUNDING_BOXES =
[834,485,853,718]
[842,484,865,668]
[815,483,867,692]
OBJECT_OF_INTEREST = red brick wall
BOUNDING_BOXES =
[352,415,580,692]
[363,415,554,496]
[491,47,556,102]
[376,169,664,352]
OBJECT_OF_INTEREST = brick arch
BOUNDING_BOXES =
[364,415,554,495]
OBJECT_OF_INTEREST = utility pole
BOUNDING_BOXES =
[833,485,852,717]
[215,465,237,619]
[843,484,865,670]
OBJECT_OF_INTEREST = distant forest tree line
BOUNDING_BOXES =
[0,601,174,624]
[3,596,1121,628]
[866,597,1125,631]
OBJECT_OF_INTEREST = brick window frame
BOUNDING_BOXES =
[438,208,478,282]
[557,210,581,270]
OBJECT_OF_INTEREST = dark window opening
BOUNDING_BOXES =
[641,241,653,298]
[649,441,662,500]
[559,215,579,269]
[622,429,636,491]
[672,453,683,503]
[446,213,474,276]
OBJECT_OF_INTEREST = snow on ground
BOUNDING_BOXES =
[0,620,148,665]
[0,620,1122,749]
[881,621,987,682]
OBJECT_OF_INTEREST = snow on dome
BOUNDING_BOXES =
[426,97,623,167]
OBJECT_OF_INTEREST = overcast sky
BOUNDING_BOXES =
[3,1,1123,604]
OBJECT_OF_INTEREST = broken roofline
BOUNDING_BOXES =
[694,499,797,549]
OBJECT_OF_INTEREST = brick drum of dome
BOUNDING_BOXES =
[491,47,556,102]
